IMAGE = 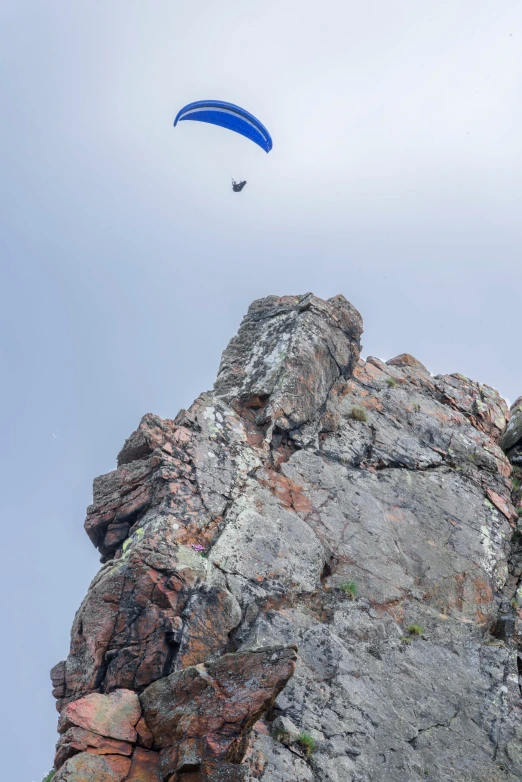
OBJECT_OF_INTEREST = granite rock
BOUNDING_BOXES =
[49,293,522,781]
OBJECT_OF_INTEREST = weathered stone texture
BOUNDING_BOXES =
[141,645,297,777]
[501,397,522,452]
[58,689,141,741]
[49,293,522,781]
[126,747,162,782]
[54,752,132,782]
[55,727,133,770]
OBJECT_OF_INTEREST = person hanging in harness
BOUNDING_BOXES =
[232,179,247,192]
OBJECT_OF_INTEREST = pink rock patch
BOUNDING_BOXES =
[59,689,141,742]
[54,727,133,770]
[486,488,515,521]
[53,751,131,781]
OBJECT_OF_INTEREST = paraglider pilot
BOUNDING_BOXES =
[174,102,272,193]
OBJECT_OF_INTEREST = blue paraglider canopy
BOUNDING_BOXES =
[174,100,272,153]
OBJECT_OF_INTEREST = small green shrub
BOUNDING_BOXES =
[511,597,520,610]
[340,580,358,600]
[412,402,420,412]
[42,772,56,782]
[400,636,413,644]
[408,624,424,637]
[351,406,368,423]
[517,508,522,516]
[513,477,521,492]
[296,732,316,756]
[386,376,397,388]
[273,727,286,742]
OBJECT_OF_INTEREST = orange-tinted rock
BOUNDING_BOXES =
[104,520,131,549]
[435,373,509,440]
[117,413,177,467]
[387,353,429,372]
[54,727,133,770]
[53,752,131,782]
[126,747,162,782]
[141,645,297,779]
[487,487,516,521]
[135,716,154,749]
[59,689,141,742]
[84,455,156,557]
[59,410,236,703]
[61,557,199,700]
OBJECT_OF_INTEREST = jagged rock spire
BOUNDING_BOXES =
[50,294,522,782]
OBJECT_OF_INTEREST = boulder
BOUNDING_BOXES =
[58,690,141,743]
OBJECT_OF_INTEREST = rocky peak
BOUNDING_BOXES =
[49,294,522,781]
[214,292,363,435]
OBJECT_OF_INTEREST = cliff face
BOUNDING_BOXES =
[50,294,522,782]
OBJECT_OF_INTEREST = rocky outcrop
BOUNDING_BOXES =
[141,645,297,780]
[501,398,522,654]
[53,645,296,782]
[49,293,522,781]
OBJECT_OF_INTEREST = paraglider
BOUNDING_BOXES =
[174,100,272,152]
[173,100,272,190]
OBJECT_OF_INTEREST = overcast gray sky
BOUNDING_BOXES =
[1,2,521,778]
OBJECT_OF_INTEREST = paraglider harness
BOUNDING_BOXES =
[232,179,247,192]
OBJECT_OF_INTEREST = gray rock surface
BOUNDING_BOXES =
[501,397,522,452]
[50,293,522,781]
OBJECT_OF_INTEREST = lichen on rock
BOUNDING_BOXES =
[49,293,522,781]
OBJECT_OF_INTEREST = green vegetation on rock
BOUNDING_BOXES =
[350,406,368,423]
[296,732,317,756]
[340,580,358,600]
